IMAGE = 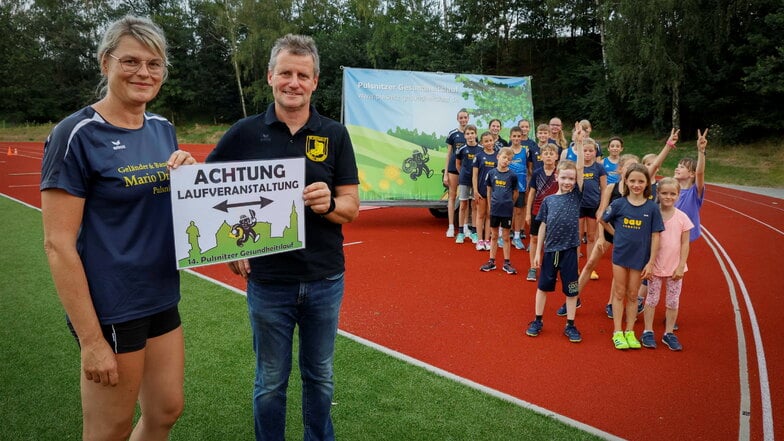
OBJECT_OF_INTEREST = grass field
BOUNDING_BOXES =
[0,198,602,440]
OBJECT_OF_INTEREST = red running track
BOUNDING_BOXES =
[2,142,780,440]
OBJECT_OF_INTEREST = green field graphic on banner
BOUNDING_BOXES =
[342,68,533,204]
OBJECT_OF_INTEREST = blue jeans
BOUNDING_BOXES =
[246,273,344,441]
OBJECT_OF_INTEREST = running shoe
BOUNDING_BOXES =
[512,237,524,250]
[641,331,657,349]
[455,233,465,244]
[605,304,613,319]
[556,298,582,317]
[526,320,543,337]
[637,297,645,315]
[446,225,455,238]
[483,240,492,251]
[497,237,504,248]
[563,325,582,343]
[470,232,478,244]
[612,331,629,350]
[526,268,537,281]
[475,241,484,251]
[624,330,641,349]
[590,271,599,280]
[662,333,683,351]
[480,260,496,272]
[502,262,517,275]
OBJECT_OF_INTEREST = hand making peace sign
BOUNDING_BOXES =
[697,128,709,152]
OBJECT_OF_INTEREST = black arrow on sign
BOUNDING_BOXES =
[213,195,274,213]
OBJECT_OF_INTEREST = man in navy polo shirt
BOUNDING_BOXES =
[207,34,359,441]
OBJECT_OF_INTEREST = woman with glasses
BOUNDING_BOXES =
[40,15,194,440]
[548,117,567,153]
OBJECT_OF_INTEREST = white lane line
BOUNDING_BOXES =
[0,193,39,210]
[706,200,784,236]
[337,329,627,441]
[703,226,774,441]
[9,172,41,176]
[708,189,784,212]
[185,264,625,440]
[701,227,751,440]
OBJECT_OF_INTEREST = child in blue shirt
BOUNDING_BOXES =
[674,129,708,242]
[525,122,586,343]
[480,147,519,274]
[508,126,529,250]
[603,136,624,185]
[473,132,499,251]
[600,163,665,350]
[455,124,479,244]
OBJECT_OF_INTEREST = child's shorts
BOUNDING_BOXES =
[530,217,543,236]
[579,206,598,219]
[489,215,512,229]
[538,248,579,297]
[514,193,526,208]
[458,184,473,201]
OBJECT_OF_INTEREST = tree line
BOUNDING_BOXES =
[2,0,782,143]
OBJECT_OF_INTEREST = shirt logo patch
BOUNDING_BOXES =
[111,140,126,150]
[306,136,329,162]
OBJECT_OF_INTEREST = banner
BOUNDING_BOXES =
[169,158,306,269]
[342,67,533,204]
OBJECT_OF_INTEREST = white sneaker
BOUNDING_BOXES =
[446,225,455,238]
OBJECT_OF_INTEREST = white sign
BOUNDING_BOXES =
[170,158,306,269]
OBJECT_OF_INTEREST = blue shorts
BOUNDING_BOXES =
[67,305,181,354]
[537,248,580,296]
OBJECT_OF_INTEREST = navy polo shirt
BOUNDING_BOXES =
[207,104,359,283]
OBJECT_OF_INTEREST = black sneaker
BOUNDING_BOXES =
[480,260,496,272]
[502,262,517,275]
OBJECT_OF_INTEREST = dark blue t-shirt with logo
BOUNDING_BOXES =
[40,106,180,324]
[602,197,665,270]
[486,169,518,217]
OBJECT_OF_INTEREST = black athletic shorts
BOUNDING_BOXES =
[489,215,512,229]
[67,305,181,354]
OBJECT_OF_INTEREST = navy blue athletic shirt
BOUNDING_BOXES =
[40,106,180,324]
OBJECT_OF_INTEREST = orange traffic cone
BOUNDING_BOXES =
[6,146,12,156]
[13,148,18,155]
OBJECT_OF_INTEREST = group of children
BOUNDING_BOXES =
[443,112,708,350]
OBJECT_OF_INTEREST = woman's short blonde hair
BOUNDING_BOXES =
[96,15,169,97]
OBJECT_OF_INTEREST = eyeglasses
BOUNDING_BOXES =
[109,54,165,75]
